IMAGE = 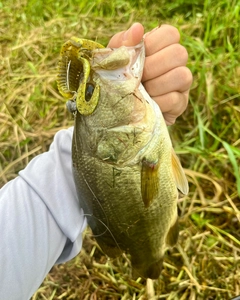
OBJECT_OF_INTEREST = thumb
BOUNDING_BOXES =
[107,23,144,48]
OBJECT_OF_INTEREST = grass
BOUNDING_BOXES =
[0,0,239,299]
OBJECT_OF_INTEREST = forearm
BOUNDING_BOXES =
[0,127,86,299]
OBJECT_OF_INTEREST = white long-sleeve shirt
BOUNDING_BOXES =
[0,127,87,299]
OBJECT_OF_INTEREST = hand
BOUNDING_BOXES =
[108,23,193,125]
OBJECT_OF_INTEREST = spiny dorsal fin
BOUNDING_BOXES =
[171,148,189,195]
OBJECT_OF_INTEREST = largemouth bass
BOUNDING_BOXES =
[57,37,189,279]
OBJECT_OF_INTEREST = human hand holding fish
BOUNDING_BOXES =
[108,22,193,125]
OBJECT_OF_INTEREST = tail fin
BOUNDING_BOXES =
[132,258,163,279]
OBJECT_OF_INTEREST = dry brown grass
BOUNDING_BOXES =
[1,1,239,299]
[32,170,239,299]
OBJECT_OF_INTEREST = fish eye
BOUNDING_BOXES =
[85,83,95,102]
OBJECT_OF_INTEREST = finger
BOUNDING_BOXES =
[142,44,188,82]
[107,22,144,48]
[143,66,193,96]
[144,25,180,56]
[153,91,190,125]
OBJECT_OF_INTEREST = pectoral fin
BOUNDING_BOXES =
[171,149,189,195]
[141,158,160,208]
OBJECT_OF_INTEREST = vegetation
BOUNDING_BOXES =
[0,0,239,299]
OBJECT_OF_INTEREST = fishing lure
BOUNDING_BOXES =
[57,37,104,115]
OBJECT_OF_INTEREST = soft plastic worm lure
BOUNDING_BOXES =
[57,37,104,115]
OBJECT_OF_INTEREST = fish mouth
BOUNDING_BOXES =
[91,41,145,86]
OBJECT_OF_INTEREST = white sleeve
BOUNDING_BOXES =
[0,127,87,300]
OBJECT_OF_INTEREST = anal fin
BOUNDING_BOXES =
[166,217,179,247]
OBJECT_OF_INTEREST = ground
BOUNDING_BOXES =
[0,0,239,299]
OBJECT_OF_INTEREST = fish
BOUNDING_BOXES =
[57,37,189,279]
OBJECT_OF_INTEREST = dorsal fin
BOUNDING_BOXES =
[171,148,189,195]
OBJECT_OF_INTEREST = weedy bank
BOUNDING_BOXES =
[0,0,239,299]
